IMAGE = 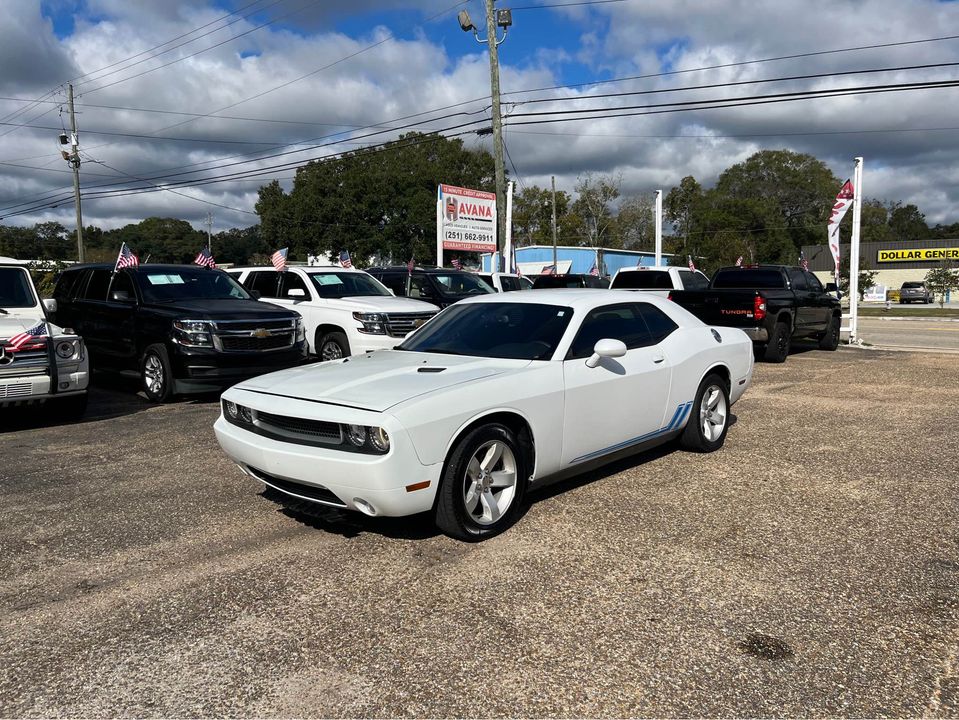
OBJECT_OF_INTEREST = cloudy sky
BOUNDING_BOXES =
[2,0,959,234]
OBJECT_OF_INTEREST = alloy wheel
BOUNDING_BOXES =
[462,440,517,526]
[699,385,728,442]
[144,354,164,394]
[321,341,344,361]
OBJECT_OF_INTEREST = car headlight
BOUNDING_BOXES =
[223,399,238,420]
[353,312,387,335]
[346,424,367,446]
[55,339,80,360]
[294,315,306,342]
[369,426,390,452]
[173,319,214,347]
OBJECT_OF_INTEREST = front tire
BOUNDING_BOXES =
[435,423,528,541]
[818,315,841,351]
[762,321,791,363]
[141,343,174,403]
[679,374,730,453]
[316,330,350,361]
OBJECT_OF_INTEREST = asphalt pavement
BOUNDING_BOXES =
[855,317,959,352]
[1,348,958,717]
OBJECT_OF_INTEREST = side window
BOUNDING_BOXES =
[107,271,136,302]
[408,276,433,299]
[567,303,653,360]
[683,271,710,291]
[805,272,824,293]
[501,276,521,292]
[373,273,404,296]
[279,272,309,298]
[788,268,808,291]
[53,271,82,300]
[246,271,280,298]
[83,269,112,301]
[635,303,679,344]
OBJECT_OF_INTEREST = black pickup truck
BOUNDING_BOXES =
[51,264,307,401]
[668,265,841,362]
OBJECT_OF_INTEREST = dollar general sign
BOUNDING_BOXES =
[877,247,959,263]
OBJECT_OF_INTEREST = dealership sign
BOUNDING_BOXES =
[878,247,959,263]
[438,184,496,252]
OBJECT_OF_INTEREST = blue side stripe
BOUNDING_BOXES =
[570,400,692,465]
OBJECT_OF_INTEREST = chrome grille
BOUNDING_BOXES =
[0,344,49,378]
[219,335,292,352]
[211,318,296,353]
[384,312,436,338]
[0,382,33,398]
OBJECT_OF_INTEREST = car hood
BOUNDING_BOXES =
[320,296,438,313]
[0,313,65,339]
[234,350,530,412]
[143,298,296,320]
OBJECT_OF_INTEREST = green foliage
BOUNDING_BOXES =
[924,263,959,308]
[838,253,879,300]
[888,203,929,242]
[512,185,570,246]
[27,260,70,298]
[570,172,621,247]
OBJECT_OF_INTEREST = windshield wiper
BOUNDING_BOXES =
[0,308,8,314]
[416,348,467,356]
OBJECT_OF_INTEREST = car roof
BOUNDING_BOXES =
[229,265,363,273]
[368,265,472,274]
[65,263,223,272]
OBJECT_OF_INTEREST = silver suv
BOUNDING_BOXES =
[900,281,932,304]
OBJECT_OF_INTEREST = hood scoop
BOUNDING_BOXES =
[417,366,446,373]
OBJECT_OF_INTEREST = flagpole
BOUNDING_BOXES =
[654,190,663,266]
[848,157,864,344]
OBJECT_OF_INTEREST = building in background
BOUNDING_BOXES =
[480,246,675,276]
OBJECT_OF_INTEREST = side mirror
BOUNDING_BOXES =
[585,338,627,368]
[110,290,134,303]
[825,282,838,292]
[287,288,307,300]
[250,290,261,300]
[42,298,57,313]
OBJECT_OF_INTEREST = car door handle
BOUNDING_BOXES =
[652,353,665,364]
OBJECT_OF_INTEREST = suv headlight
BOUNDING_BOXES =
[353,312,387,335]
[173,319,214,347]
[55,338,82,361]
[294,315,306,342]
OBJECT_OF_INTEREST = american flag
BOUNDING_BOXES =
[194,246,216,269]
[735,256,744,267]
[7,322,47,351]
[510,247,522,277]
[271,247,288,272]
[451,257,462,270]
[407,257,414,275]
[541,264,555,275]
[687,255,696,271]
[114,243,139,271]
[339,250,352,268]
[588,262,599,277]
[799,251,809,271]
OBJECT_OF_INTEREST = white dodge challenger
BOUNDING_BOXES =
[214,290,754,540]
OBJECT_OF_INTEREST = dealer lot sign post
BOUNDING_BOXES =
[436,184,496,268]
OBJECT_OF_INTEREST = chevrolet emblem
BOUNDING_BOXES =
[251,328,270,338]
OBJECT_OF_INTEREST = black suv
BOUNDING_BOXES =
[532,273,609,289]
[51,264,307,401]
[366,266,495,308]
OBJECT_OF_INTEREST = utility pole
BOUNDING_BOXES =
[551,175,557,271]
[66,84,85,263]
[206,211,213,252]
[457,3,511,272]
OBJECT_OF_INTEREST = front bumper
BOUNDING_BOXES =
[170,341,308,393]
[213,393,443,517]
[0,368,88,406]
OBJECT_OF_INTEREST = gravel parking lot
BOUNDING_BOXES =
[1,346,958,717]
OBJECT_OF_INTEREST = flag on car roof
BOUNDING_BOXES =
[451,257,462,270]
[588,262,599,276]
[339,250,352,268]
[541,264,555,275]
[407,257,414,275]
[510,247,522,277]
[7,322,47,351]
[735,256,743,267]
[800,250,809,271]
[194,245,216,269]
[687,255,696,271]
[114,243,138,272]
[271,247,288,272]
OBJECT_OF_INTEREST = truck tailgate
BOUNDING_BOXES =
[669,289,764,329]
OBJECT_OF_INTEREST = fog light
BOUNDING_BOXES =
[346,424,366,446]
[353,498,377,516]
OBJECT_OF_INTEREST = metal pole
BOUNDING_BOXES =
[504,181,514,273]
[848,157,864,343]
[551,175,557,270]
[654,189,662,266]
[484,0,507,273]
[67,84,85,263]
[206,211,213,252]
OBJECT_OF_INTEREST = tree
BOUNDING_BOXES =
[839,252,879,300]
[888,203,928,242]
[570,172,621,247]
[859,199,894,243]
[511,184,571,246]
[614,193,654,250]
[664,176,703,254]
[924,263,959,308]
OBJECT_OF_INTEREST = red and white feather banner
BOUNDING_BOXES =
[827,179,855,281]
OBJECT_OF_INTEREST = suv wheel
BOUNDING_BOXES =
[317,331,350,361]
[141,343,174,402]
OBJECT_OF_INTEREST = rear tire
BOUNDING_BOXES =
[762,321,791,363]
[316,330,350,361]
[434,423,528,541]
[818,315,841,351]
[679,374,730,453]
[141,343,174,403]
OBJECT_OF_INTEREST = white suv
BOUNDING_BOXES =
[229,266,438,360]
[1,262,89,416]
[609,266,710,296]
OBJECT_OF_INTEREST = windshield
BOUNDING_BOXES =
[712,268,786,289]
[398,302,573,360]
[0,267,38,308]
[137,269,251,302]
[308,271,390,298]
[612,271,672,289]
[431,272,495,296]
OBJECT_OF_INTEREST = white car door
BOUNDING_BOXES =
[561,302,676,467]
[267,271,321,351]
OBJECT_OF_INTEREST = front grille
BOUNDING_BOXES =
[255,411,342,444]
[247,466,347,507]
[219,334,293,352]
[384,312,436,338]
[0,345,49,378]
[213,319,293,332]
[0,382,33,398]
